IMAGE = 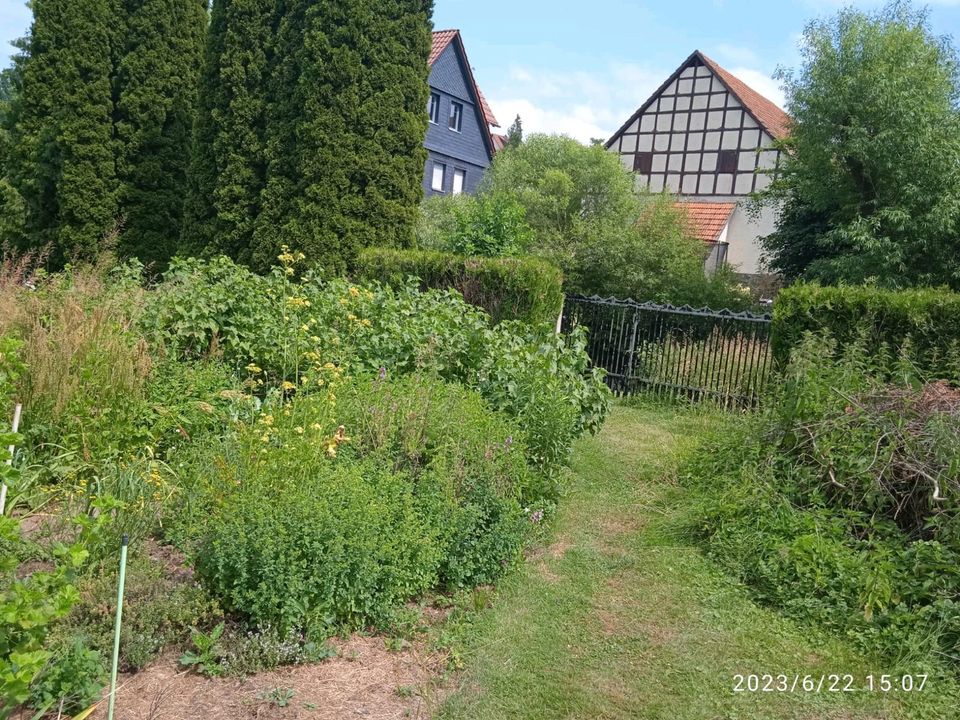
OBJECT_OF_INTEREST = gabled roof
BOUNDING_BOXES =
[606,50,791,148]
[675,201,737,243]
[698,53,790,140]
[430,29,499,128]
[491,133,508,153]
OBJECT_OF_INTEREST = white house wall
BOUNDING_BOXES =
[724,201,778,275]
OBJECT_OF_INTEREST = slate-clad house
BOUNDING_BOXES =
[606,51,791,275]
[424,30,500,197]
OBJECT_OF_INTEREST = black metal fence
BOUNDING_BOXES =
[561,294,773,407]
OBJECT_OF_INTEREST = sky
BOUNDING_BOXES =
[1,0,959,143]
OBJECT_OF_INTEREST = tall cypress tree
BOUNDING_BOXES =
[181,0,273,262]
[5,0,119,264]
[250,0,433,274]
[115,0,208,269]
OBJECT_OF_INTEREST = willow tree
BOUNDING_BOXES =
[760,2,960,288]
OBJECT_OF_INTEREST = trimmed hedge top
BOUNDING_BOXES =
[772,284,960,379]
[356,248,563,327]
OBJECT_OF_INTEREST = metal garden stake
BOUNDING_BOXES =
[107,534,129,720]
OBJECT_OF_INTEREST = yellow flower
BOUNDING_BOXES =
[281,381,296,391]
[311,423,323,431]
[245,363,263,374]
[365,290,374,300]
[301,324,310,332]
[347,313,357,322]
[361,318,371,327]
[310,335,321,343]
[285,266,295,276]
[260,433,270,443]
[339,298,349,306]
[294,426,304,435]
[316,378,325,386]
[259,414,274,426]
[323,362,336,370]
[349,286,360,297]
[325,443,337,457]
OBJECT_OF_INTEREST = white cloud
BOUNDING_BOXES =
[725,66,787,109]
[486,59,788,143]
[487,62,667,143]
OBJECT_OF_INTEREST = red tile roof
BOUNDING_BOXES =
[675,201,737,243]
[491,133,508,153]
[698,53,791,140]
[430,30,499,127]
[607,50,791,149]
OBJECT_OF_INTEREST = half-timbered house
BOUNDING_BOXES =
[606,51,790,275]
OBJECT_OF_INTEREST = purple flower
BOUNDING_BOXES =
[529,509,544,524]
[378,366,387,380]
[503,435,513,452]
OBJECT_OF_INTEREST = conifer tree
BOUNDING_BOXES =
[115,0,208,268]
[181,0,274,263]
[505,114,523,149]
[250,0,433,274]
[5,0,119,264]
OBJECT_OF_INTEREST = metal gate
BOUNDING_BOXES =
[561,294,773,407]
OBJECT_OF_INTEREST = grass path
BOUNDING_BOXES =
[437,404,954,720]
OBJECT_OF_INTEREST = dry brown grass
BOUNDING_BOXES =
[0,246,150,454]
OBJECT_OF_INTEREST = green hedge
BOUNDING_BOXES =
[356,248,563,326]
[772,284,960,378]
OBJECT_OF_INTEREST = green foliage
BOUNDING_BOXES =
[176,376,533,631]
[416,193,535,258]
[357,247,563,326]
[56,553,223,672]
[483,135,748,308]
[504,114,523,150]
[185,0,433,272]
[2,0,119,264]
[180,0,274,262]
[475,323,610,476]
[682,334,960,665]
[180,622,226,676]
[28,637,105,716]
[0,506,110,717]
[2,0,206,267]
[114,0,208,269]
[759,1,960,288]
[771,283,960,378]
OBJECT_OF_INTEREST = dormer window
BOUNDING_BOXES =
[428,92,440,124]
[449,101,463,132]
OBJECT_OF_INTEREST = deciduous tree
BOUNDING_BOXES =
[760,1,960,288]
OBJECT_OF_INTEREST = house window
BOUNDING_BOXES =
[452,169,465,195]
[718,149,738,174]
[633,151,653,174]
[428,92,440,124]
[431,162,445,192]
[448,101,463,132]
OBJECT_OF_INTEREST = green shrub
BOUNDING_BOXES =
[174,376,533,632]
[56,553,223,672]
[356,247,563,326]
[415,193,535,258]
[772,283,960,377]
[682,334,960,665]
[143,256,610,472]
[28,637,105,715]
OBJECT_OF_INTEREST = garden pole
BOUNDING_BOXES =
[0,403,22,515]
[107,534,129,720]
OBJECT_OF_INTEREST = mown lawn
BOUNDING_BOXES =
[436,403,959,720]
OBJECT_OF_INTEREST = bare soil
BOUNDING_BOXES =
[88,635,444,720]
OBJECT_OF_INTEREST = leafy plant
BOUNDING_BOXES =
[258,687,295,708]
[28,637,106,716]
[179,622,225,677]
